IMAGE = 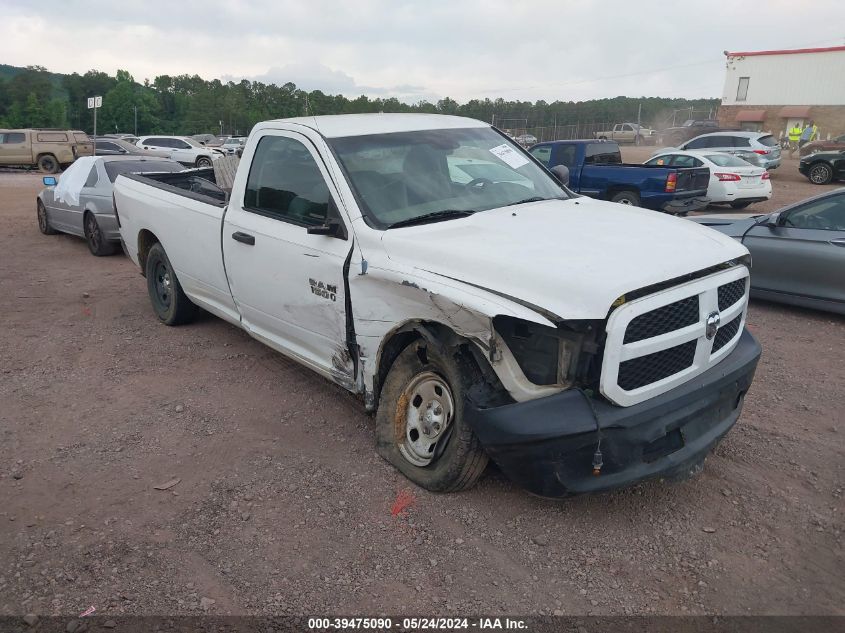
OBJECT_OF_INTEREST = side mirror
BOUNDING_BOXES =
[550,164,570,186]
[761,212,781,228]
[43,176,57,186]
[307,221,347,240]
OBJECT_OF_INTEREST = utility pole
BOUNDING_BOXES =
[134,105,138,136]
[636,102,642,145]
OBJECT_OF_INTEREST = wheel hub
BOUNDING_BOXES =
[398,371,454,467]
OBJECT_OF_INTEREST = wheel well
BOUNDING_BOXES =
[371,321,505,411]
[137,229,160,276]
[606,185,640,199]
[36,153,57,163]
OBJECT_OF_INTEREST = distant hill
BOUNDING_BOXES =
[0,64,68,99]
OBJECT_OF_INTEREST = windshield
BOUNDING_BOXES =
[328,127,569,229]
[104,160,184,182]
[183,138,203,148]
[705,154,753,167]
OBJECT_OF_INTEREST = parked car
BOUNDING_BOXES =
[645,150,771,209]
[669,132,782,171]
[95,137,170,157]
[0,128,94,173]
[529,139,710,214]
[799,150,845,185]
[103,133,140,145]
[691,189,845,314]
[220,136,247,154]
[657,119,723,146]
[595,123,657,145]
[136,135,224,167]
[514,133,537,147]
[37,155,184,256]
[799,133,845,157]
[114,113,760,498]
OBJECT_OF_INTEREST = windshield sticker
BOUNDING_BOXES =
[489,143,529,169]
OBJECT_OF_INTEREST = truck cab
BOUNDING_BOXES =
[529,139,710,214]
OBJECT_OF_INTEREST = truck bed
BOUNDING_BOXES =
[120,167,228,206]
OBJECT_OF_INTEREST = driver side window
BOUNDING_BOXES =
[785,195,845,231]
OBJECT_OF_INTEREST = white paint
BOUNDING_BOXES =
[721,49,845,106]
[117,114,751,408]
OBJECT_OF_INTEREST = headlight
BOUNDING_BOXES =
[493,316,585,386]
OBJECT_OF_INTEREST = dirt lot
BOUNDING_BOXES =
[0,166,843,619]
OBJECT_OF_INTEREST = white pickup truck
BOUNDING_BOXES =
[114,114,761,497]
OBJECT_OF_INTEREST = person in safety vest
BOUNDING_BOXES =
[787,123,803,156]
[799,121,819,150]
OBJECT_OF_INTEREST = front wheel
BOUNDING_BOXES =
[610,190,641,206]
[37,200,57,235]
[196,156,213,168]
[808,163,833,185]
[375,343,488,492]
[84,213,117,256]
[145,242,198,325]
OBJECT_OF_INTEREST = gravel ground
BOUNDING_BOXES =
[0,168,843,618]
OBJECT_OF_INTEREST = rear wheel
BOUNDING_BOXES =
[37,154,59,174]
[145,242,198,325]
[196,156,212,168]
[610,190,641,206]
[375,342,488,492]
[808,163,833,185]
[730,200,753,209]
[84,212,117,256]
[37,200,57,235]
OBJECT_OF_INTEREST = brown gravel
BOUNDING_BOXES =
[0,170,842,618]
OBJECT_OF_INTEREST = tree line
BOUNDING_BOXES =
[0,65,719,136]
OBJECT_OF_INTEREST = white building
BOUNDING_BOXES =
[718,46,845,138]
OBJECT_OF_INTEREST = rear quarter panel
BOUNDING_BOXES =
[114,176,239,322]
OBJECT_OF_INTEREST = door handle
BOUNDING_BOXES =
[231,231,255,245]
[830,238,845,247]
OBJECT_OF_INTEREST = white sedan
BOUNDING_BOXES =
[645,150,771,209]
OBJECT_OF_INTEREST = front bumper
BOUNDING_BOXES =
[466,329,761,497]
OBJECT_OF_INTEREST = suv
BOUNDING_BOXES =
[674,131,782,171]
[0,129,94,173]
[136,135,223,167]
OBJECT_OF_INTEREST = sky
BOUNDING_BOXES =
[1,0,844,104]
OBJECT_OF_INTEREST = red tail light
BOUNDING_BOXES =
[665,172,677,192]
[715,173,741,181]
[753,149,769,155]
[762,171,770,180]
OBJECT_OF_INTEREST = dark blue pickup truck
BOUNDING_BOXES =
[529,140,710,214]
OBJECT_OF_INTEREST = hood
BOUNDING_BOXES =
[380,197,748,320]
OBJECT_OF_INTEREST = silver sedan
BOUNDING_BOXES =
[37,155,184,256]
[691,188,845,314]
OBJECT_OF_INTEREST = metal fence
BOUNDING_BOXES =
[498,122,617,142]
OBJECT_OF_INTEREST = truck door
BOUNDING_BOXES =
[0,131,30,166]
[222,131,355,384]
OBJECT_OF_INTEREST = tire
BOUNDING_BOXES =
[610,190,641,206]
[808,163,833,185]
[83,212,117,256]
[37,154,59,174]
[37,199,57,235]
[144,242,198,325]
[196,156,213,168]
[598,135,607,140]
[375,342,488,492]
[730,200,753,209]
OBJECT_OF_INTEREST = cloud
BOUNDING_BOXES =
[1,0,844,104]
